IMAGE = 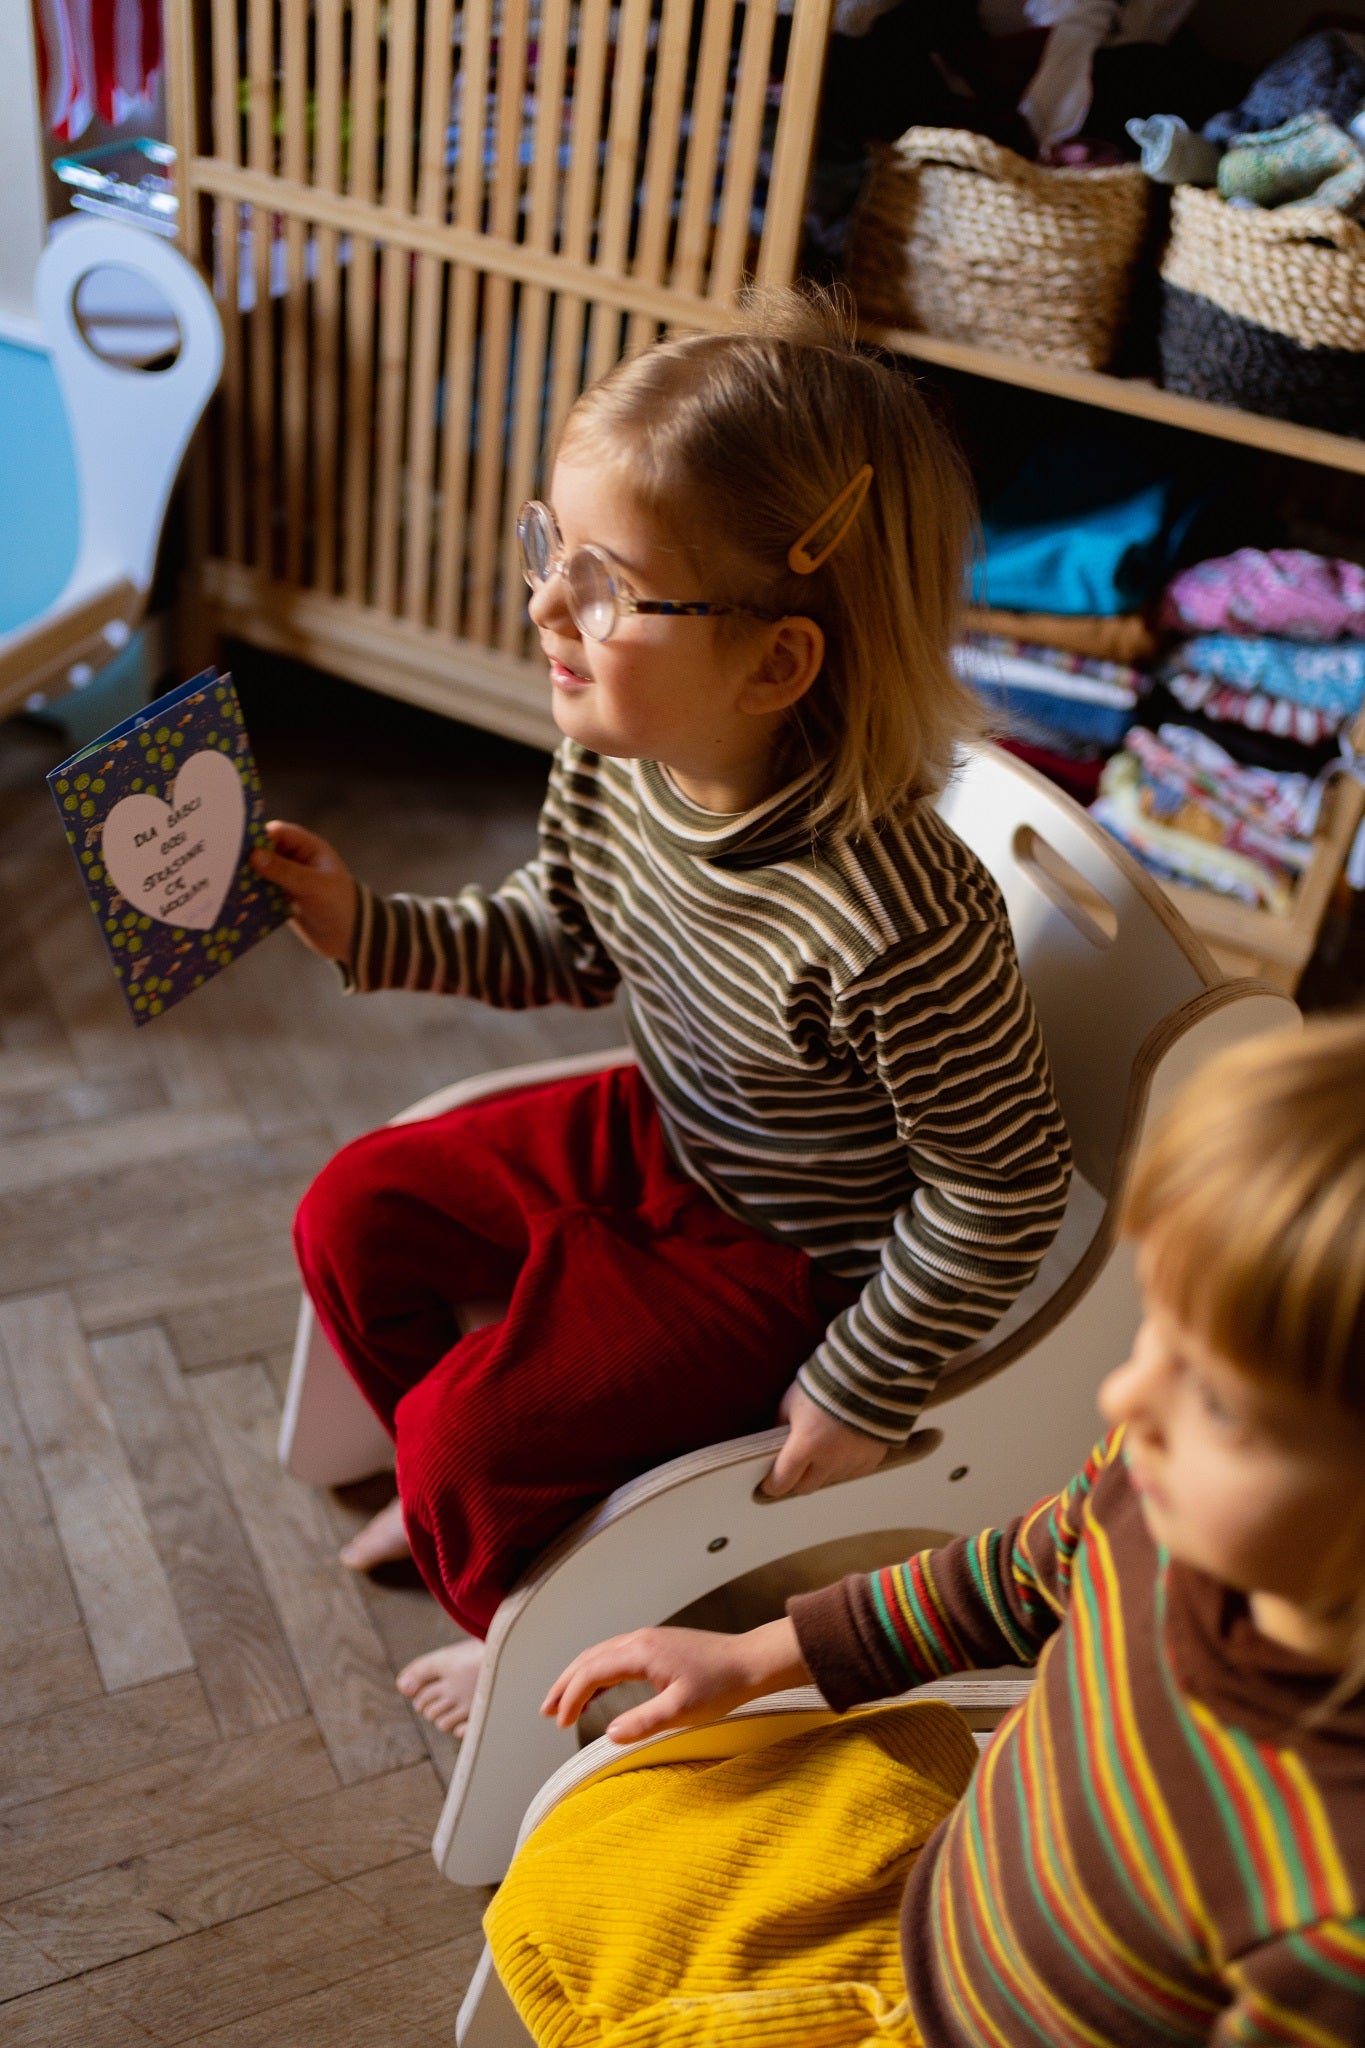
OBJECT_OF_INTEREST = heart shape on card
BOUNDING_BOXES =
[101,748,246,930]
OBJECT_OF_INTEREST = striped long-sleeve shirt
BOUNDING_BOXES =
[346,743,1072,1437]
[790,1432,1365,2046]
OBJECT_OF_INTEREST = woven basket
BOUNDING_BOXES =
[1159,185,1365,433]
[845,126,1150,372]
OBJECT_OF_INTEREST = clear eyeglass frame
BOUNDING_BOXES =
[515,500,779,644]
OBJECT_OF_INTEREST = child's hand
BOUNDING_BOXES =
[251,820,357,961]
[762,1382,890,1498]
[541,1618,811,1744]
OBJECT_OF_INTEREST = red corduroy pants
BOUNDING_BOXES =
[293,1064,856,1637]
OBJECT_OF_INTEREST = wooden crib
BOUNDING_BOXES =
[163,0,834,745]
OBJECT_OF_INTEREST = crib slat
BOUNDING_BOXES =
[163,0,200,261]
[708,0,779,301]
[342,0,382,604]
[246,0,276,576]
[625,0,692,356]
[756,0,834,286]
[280,0,309,585]
[208,0,246,567]
[371,0,420,616]
[671,0,736,303]
[545,0,612,459]
[433,1,493,638]
[584,0,652,386]
[311,0,345,595]
[468,0,531,647]
[497,0,573,658]
[401,0,458,627]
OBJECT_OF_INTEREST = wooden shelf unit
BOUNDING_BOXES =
[863,324,1365,478]
[864,324,1365,991]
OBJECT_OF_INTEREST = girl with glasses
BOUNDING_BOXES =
[253,289,1071,1735]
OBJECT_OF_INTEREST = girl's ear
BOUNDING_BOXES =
[738,617,825,716]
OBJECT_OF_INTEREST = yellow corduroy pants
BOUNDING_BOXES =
[485,1699,978,2048]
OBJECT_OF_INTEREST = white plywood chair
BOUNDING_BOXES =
[0,216,222,720]
[277,743,1298,1886]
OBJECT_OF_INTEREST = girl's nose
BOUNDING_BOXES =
[1098,1324,1168,1439]
[528,570,574,634]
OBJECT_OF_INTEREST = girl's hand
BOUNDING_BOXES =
[251,820,357,961]
[541,1618,811,1744]
[761,1381,890,1498]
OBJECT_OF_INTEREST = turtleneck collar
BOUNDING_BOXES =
[632,757,826,869]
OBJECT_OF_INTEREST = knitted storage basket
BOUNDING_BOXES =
[1159,185,1365,434]
[845,126,1150,372]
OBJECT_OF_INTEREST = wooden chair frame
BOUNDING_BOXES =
[277,743,1299,1884]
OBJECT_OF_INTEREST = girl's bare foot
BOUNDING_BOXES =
[396,1639,484,1734]
[339,1495,411,1572]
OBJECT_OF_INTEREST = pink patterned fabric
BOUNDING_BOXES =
[1161,549,1365,642]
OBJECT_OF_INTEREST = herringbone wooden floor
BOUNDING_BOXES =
[0,661,622,2046]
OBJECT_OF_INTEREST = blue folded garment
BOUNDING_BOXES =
[973,436,1209,617]
[1173,635,1365,721]
[968,678,1136,751]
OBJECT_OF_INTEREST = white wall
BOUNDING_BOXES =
[0,2,48,335]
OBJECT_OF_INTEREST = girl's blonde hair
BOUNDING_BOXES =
[1122,1011,1365,1417]
[557,286,984,837]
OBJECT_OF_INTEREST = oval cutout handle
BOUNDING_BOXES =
[1012,824,1118,948]
[752,1426,944,1503]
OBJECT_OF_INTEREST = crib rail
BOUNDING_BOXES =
[166,0,834,736]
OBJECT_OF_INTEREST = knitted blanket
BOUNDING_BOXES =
[485,1701,977,2048]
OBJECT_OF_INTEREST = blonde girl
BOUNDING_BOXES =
[253,291,1072,1733]
[518,1013,1365,2047]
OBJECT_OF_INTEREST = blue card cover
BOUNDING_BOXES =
[46,670,289,1025]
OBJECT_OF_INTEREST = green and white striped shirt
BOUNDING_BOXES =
[347,743,1072,1438]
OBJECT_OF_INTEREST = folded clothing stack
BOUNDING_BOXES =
[959,434,1217,793]
[955,636,1144,802]
[1090,548,1365,912]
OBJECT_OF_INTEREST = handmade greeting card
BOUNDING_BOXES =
[47,670,289,1025]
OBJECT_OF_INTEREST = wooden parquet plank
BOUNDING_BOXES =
[0,1720,335,1902]
[0,1673,216,1817]
[253,1761,441,1881]
[0,1347,81,1645]
[91,1327,307,1736]
[82,1857,481,2046]
[0,1130,332,1266]
[4,1821,326,1978]
[0,1972,158,2045]
[0,1071,164,1138]
[0,1294,193,1692]
[0,1921,64,2001]
[176,1932,480,2047]
[4,853,160,1087]
[190,945,335,1140]
[192,1366,427,1783]
[166,1286,305,1373]
[0,1628,102,1730]
[76,1237,303,1339]
[0,1105,254,1199]
[0,1046,82,1097]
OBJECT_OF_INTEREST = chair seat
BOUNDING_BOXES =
[0,339,78,633]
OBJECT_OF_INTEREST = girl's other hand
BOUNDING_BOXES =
[541,1618,811,1744]
[762,1381,890,1498]
[251,820,358,961]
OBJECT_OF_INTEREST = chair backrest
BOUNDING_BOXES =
[34,217,223,598]
[935,744,1219,1198]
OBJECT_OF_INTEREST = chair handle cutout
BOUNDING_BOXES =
[1012,825,1118,948]
[751,1426,943,1503]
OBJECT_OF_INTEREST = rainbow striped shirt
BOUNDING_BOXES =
[791,1432,1365,2045]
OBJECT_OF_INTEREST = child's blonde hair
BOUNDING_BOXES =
[1122,1012,1365,1418]
[557,287,984,838]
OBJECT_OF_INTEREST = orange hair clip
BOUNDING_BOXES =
[787,463,875,576]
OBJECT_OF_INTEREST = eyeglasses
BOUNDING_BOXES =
[515,500,779,644]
